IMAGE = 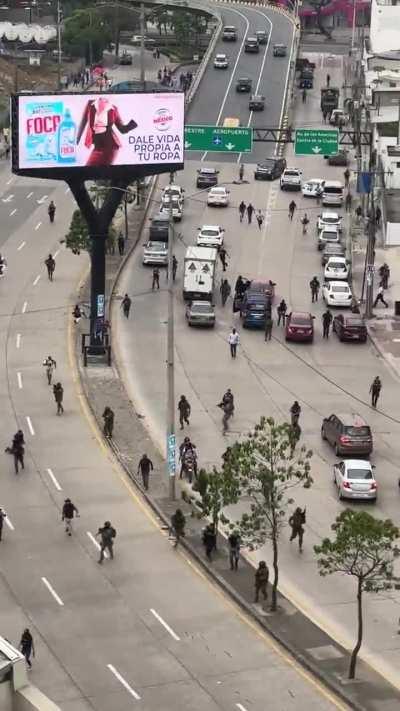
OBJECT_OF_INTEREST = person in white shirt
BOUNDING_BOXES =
[228,328,239,358]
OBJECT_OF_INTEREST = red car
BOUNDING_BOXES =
[332,314,367,342]
[285,311,315,343]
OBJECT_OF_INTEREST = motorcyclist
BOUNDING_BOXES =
[179,437,197,480]
[43,355,57,385]
[290,400,301,427]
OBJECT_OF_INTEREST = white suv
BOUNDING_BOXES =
[280,168,302,191]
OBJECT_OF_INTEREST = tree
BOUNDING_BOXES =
[65,209,90,253]
[194,461,240,537]
[228,417,312,611]
[314,510,399,679]
[63,9,112,62]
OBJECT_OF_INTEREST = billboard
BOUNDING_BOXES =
[12,91,185,179]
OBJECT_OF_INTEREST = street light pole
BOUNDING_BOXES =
[351,0,357,54]
[167,171,176,500]
[140,2,145,86]
[57,0,62,89]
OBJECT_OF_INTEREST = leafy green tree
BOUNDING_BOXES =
[194,462,240,537]
[65,209,90,253]
[229,417,312,611]
[315,510,399,679]
[63,9,112,62]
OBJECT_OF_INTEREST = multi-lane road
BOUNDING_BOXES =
[0,23,350,711]
[116,44,400,695]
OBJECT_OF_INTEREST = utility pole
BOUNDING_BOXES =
[167,172,176,500]
[397,97,400,145]
[364,152,376,319]
[140,2,145,86]
[57,0,62,90]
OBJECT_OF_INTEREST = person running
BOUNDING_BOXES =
[171,508,185,548]
[62,498,79,536]
[137,454,153,490]
[254,561,269,603]
[256,210,263,230]
[97,521,116,563]
[322,309,333,338]
[20,629,35,668]
[219,246,228,271]
[228,531,241,570]
[53,382,64,415]
[288,200,296,220]
[218,395,234,434]
[121,293,131,318]
[373,284,388,308]
[152,268,160,290]
[12,438,25,474]
[43,355,56,385]
[247,203,254,225]
[220,278,231,306]
[301,213,309,234]
[48,200,56,223]
[239,163,244,181]
[289,507,306,551]
[178,395,191,430]
[228,328,239,358]
[102,406,114,438]
[45,254,56,281]
[238,201,246,223]
[309,276,320,303]
[370,376,382,408]
[277,299,287,326]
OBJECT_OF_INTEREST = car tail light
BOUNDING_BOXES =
[340,435,351,444]
[343,481,351,489]
[370,481,377,490]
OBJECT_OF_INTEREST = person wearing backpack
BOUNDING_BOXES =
[97,521,116,563]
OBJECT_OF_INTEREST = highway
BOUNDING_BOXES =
[115,47,400,693]
[0,38,346,711]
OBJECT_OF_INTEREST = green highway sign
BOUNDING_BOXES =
[184,125,253,153]
[294,128,338,156]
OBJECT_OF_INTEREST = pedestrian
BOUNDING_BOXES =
[53,382,64,414]
[239,163,244,181]
[256,210,263,230]
[373,284,388,309]
[96,521,116,563]
[301,213,309,234]
[220,278,231,306]
[302,87,307,103]
[12,437,25,475]
[48,200,56,223]
[62,498,79,536]
[138,453,153,490]
[375,205,382,228]
[247,203,254,225]
[288,200,296,220]
[117,232,125,256]
[171,508,185,548]
[178,395,191,429]
[355,205,362,223]
[344,168,350,188]
[218,396,234,434]
[152,267,160,290]
[0,507,7,541]
[277,299,287,326]
[254,561,269,603]
[73,304,82,323]
[121,293,131,318]
[370,375,382,408]
[264,313,273,341]
[219,246,228,271]
[309,276,320,303]
[326,73,330,87]
[45,254,56,281]
[379,263,390,289]
[290,400,301,427]
[322,309,333,338]
[322,108,328,123]
[289,507,306,551]
[345,192,352,212]
[43,355,56,385]
[202,523,217,561]
[102,406,114,438]
[172,255,178,281]
[19,629,35,668]
[239,201,246,223]
[228,327,239,358]
[228,531,240,570]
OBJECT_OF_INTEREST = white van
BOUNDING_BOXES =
[322,180,344,207]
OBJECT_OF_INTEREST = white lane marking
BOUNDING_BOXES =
[26,191,33,199]
[26,416,35,436]
[41,577,64,606]
[46,468,62,491]
[16,333,21,349]
[107,664,141,700]
[4,515,14,531]
[236,704,249,711]
[9,208,17,216]
[53,249,60,258]
[21,301,28,314]
[201,8,250,161]
[33,275,41,286]
[2,193,14,202]
[37,194,48,204]
[6,178,14,185]
[17,241,26,251]
[86,531,108,558]
[35,222,42,231]
[150,608,180,641]
[17,372,23,389]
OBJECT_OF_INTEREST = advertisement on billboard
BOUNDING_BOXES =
[13,91,185,177]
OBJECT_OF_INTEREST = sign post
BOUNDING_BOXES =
[184,125,252,153]
[294,128,338,156]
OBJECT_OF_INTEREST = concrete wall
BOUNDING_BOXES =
[0,680,14,711]
[14,685,62,711]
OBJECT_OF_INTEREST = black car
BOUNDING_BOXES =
[149,213,169,242]
[333,314,367,343]
[119,53,132,65]
[327,150,349,166]
[254,157,286,180]
[321,242,346,266]
[196,168,219,189]
[249,94,265,111]
[244,37,259,53]
[273,44,287,57]
[256,29,268,44]
[236,77,252,93]
[222,25,237,41]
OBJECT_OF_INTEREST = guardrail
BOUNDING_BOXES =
[185,16,223,105]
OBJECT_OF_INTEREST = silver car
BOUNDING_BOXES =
[142,241,168,266]
[186,301,215,327]
[333,459,377,501]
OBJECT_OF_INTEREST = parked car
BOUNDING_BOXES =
[322,280,352,307]
[249,94,265,111]
[273,43,287,56]
[302,179,324,198]
[207,186,230,207]
[333,460,377,501]
[197,225,224,248]
[222,25,237,41]
[324,256,349,281]
[236,77,252,92]
[142,241,168,266]
[186,300,215,327]
[280,168,302,191]
[214,53,229,69]
[333,314,367,342]
[321,412,373,456]
[321,242,346,266]
[317,211,342,233]
[196,168,219,189]
[317,225,340,250]
[245,36,259,53]
[327,150,349,166]
[285,311,315,343]
[256,29,269,44]
[254,157,286,180]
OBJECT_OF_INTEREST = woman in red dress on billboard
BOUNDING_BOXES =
[76,96,137,166]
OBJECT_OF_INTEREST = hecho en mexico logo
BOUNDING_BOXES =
[153,107,173,131]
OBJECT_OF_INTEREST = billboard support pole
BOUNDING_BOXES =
[140,3,145,86]
[57,0,62,90]
[167,171,175,500]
